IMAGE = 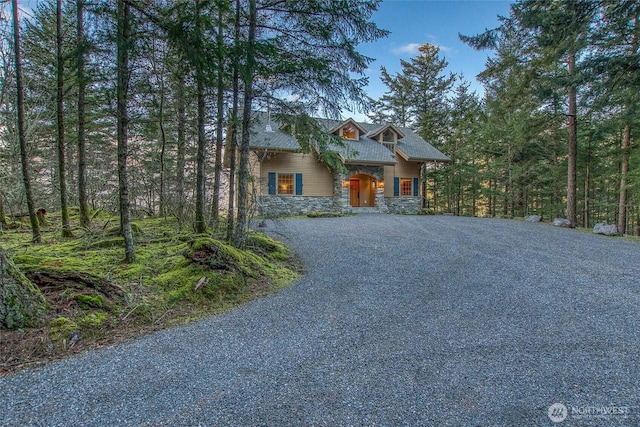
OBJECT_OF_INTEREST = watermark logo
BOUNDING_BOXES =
[548,403,568,423]
[547,402,633,422]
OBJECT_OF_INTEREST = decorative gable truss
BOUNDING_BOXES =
[327,119,367,141]
[363,123,405,151]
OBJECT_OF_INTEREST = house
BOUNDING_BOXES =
[247,114,450,216]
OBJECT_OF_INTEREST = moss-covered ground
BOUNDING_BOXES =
[0,209,301,375]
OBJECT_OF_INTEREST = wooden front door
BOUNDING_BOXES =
[350,179,360,207]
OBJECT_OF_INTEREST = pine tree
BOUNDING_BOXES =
[116,0,136,263]
[12,0,41,243]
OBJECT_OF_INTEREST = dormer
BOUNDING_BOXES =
[328,118,367,141]
[364,123,405,151]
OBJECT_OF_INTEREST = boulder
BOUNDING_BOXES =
[552,218,573,228]
[593,222,621,236]
[525,215,542,222]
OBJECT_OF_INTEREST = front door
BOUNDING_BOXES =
[350,179,360,207]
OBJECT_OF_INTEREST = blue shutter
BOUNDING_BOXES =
[413,178,419,196]
[268,172,276,195]
[295,173,303,195]
[393,177,400,197]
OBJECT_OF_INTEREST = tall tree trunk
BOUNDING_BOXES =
[12,0,40,244]
[155,39,167,218]
[0,191,6,227]
[584,163,590,228]
[175,72,187,227]
[211,5,225,230]
[57,0,72,237]
[226,0,240,242]
[117,0,136,263]
[158,92,167,218]
[1,246,47,330]
[566,51,578,226]
[618,123,630,234]
[194,0,207,234]
[618,17,638,234]
[233,0,256,249]
[77,0,90,227]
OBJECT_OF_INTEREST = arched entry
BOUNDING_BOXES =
[349,174,376,207]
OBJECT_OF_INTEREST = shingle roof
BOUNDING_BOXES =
[250,114,450,164]
[395,126,450,162]
[249,114,301,152]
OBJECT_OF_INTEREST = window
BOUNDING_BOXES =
[382,129,396,143]
[394,177,419,197]
[400,178,412,196]
[342,124,358,140]
[268,172,303,196]
[278,173,294,195]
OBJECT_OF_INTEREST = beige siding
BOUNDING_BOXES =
[248,152,262,196]
[258,152,333,196]
[383,157,421,197]
[383,165,395,198]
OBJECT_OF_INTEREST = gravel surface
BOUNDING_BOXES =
[1,215,639,426]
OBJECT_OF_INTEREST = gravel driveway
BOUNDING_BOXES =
[1,215,639,426]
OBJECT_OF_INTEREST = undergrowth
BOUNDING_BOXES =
[0,209,301,375]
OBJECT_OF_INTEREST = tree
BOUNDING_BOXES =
[584,1,640,233]
[233,0,257,249]
[444,82,483,216]
[116,0,136,263]
[76,0,90,227]
[0,246,47,330]
[226,0,241,243]
[0,191,6,227]
[210,0,230,230]
[513,0,598,226]
[370,43,456,212]
[370,66,413,127]
[56,0,72,237]
[12,0,41,244]
[402,43,456,145]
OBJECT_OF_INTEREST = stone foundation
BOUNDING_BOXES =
[384,197,421,214]
[258,164,422,216]
[258,196,334,217]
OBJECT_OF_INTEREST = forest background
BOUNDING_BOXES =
[1,0,638,249]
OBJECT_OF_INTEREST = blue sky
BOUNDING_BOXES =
[350,0,513,120]
[14,0,513,121]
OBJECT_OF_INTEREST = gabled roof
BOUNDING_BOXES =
[332,136,396,165]
[363,123,405,140]
[327,118,367,136]
[249,113,450,164]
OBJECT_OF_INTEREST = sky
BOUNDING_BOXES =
[348,0,514,120]
[12,0,514,121]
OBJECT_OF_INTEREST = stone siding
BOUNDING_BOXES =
[258,163,422,216]
[258,196,334,217]
[384,197,422,214]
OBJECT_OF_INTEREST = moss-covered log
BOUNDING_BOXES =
[0,247,47,329]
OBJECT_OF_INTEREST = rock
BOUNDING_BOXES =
[552,218,573,228]
[525,215,542,222]
[593,223,621,236]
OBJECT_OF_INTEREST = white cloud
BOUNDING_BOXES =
[392,43,421,55]
[392,41,454,56]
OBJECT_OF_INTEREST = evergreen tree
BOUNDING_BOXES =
[12,0,41,243]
